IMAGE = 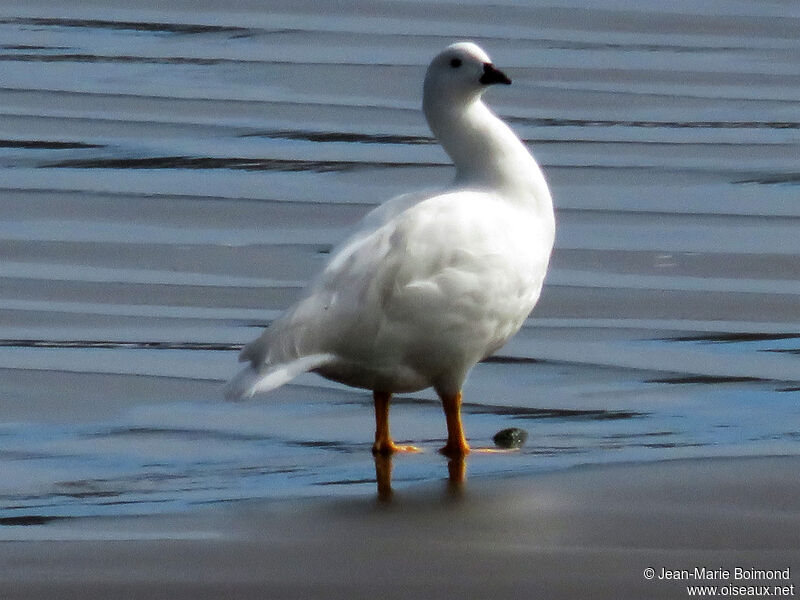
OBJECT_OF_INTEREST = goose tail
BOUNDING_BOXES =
[224,353,335,401]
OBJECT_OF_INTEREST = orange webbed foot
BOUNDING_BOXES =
[472,447,520,454]
[372,440,421,455]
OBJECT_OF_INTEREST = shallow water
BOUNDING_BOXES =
[1,0,799,520]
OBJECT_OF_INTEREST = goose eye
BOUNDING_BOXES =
[450,58,462,69]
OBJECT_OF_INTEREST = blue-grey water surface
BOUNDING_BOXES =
[1,0,799,521]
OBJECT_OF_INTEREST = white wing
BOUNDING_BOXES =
[233,188,552,397]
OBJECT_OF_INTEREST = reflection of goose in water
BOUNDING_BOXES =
[374,454,467,503]
[227,42,554,458]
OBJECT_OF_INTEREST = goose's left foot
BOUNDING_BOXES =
[372,440,421,455]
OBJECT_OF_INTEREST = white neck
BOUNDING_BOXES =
[424,95,553,220]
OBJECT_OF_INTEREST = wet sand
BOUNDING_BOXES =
[4,455,799,599]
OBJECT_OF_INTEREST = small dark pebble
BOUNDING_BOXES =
[493,427,528,449]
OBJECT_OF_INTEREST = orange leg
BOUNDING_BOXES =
[439,390,471,457]
[372,390,420,455]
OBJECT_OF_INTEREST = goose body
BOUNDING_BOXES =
[227,42,555,455]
